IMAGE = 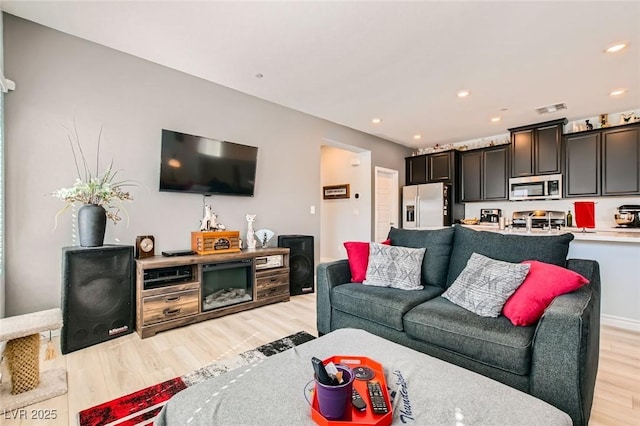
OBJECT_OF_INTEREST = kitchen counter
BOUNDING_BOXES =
[460,224,640,243]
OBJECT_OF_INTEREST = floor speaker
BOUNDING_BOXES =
[278,235,314,295]
[61,245,134,354]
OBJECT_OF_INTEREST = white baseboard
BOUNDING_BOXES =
[601,314,640,332]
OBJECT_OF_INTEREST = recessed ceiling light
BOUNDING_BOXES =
[255,73,264,78]
[490,117,501,122]
[371,118,382,124]
[457,90,470,98]
[413,134,422,140]
[610,89,626,96]
[605,42,628,53]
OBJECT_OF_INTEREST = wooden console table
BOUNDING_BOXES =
[135,247,290,338]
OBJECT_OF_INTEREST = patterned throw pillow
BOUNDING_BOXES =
[442,252,530,317]
[363,243,426,290]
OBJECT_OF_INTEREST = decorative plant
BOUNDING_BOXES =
[53,125,134,226]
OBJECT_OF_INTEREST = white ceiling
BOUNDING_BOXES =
[2,1,639,148]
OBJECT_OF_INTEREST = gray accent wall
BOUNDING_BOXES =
[3,14,411,316]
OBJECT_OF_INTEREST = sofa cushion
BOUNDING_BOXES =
[364,243,426,290]
[404,297,536,375]
[446,226,574,287]
[442,253,530,317]
[331,284,443,331]
[388,227,455,288]
[503,260,589,326]
[343,239,391,282]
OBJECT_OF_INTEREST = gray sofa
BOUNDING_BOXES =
[317,225,600,426]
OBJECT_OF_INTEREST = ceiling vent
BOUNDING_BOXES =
[535,103,567,114]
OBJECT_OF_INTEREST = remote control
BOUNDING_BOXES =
[366,380,389,414]
[352,388,367,411]
[311,357,334,386]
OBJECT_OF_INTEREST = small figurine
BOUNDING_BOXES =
[200,205,225,231]
[200,205,215,231]
[246,214,257,249]
[599,114,609,128]
[620,112,636,124]
[585,119,593,130]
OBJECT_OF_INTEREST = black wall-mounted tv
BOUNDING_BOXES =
[159,129,258,196]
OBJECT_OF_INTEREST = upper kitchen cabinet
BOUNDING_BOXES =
[509,118,566,177]
[564,122,640,198]
[564,132,601,197]
[602,125,640,195]
[406,155,427,185]
[459,145,510,202]
[406,151,456,185]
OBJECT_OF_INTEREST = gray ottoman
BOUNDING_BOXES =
[155,328,571,425]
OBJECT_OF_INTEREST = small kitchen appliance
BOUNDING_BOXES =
[615,205,640,228]
[480,209,502,224]
[512,210,566,229]
[509,174,562,201]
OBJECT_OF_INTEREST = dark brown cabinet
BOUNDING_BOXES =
[460,151,482,202]
[602,126,640,195]
[406,151,455,185]
[406,155,427,185]
[484,146,510,200]
[459,145,509,202]
[509,118,565,177]
[564,132,601,197]
[564,122,640,198]
[429,152,455,182]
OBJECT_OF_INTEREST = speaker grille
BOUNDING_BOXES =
[278,235,314,295]
[61,245,134,354]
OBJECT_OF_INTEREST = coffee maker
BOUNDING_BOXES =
[480,209,502,224]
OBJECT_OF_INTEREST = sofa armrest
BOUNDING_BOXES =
[530,259,600,426]
[316,260,352,334]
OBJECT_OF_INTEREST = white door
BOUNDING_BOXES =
[374,167,399,242]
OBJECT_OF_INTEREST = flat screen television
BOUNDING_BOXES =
[159,129,258,196]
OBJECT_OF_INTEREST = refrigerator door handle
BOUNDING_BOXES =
[416,196,420,227]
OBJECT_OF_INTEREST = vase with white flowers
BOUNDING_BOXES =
[53,126,134,247]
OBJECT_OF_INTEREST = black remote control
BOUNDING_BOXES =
[352,388,367,411]
[311,357,334,386]
[366,380,389,414]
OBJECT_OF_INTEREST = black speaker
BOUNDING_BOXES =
[278,235,314,295]
[61,245,134,354]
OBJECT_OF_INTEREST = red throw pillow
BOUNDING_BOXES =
[503,260,589,326]
[343,239,391,282]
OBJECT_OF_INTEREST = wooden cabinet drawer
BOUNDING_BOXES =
[256,272,289,300]
[142,289,199,325]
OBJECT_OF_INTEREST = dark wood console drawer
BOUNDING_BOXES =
[257,283,289,300]
[256,271,289,300]
[142,289,199,325]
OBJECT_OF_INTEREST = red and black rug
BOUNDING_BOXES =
[78,331,316,426]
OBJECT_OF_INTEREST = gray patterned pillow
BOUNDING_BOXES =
[442,252,530,317]
[363,243,426,290]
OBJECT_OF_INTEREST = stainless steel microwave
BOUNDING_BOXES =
[509,174,562,201]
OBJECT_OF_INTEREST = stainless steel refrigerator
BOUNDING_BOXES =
[402,182,451,228]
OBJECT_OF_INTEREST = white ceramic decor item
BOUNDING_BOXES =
[246,214,257,249]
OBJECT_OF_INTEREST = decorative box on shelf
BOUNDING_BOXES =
[191,230,241,255]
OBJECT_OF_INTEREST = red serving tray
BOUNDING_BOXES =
[311,356,393,426]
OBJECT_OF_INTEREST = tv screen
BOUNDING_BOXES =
[159,129,258,196]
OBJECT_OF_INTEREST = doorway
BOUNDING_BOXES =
[320,145,371,262]
[374,167,399,242]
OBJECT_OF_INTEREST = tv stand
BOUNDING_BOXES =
[135,247,290,338]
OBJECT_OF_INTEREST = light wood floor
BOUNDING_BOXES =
[1,293,638,425]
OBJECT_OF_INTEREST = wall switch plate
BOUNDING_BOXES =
[310,205,316,215]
